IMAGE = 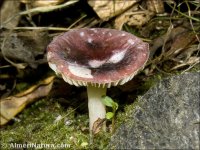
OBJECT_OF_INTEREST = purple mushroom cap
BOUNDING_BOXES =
[47,28,149,87]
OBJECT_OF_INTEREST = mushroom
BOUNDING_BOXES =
[47,28,149,133]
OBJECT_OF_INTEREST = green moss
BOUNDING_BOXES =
[0,98,113,149]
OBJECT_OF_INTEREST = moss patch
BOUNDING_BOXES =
[0,98,111,149]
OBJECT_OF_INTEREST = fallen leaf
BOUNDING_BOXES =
[88,0,138,21]
[1,0,20,29]
[146,0,164,14]
[1,30,49,68]
[92,118,106,135]
[114,4,139,29]
[165,31,197,58]
[0,76,55,126]
[149,26,187,59]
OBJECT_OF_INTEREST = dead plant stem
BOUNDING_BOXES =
[1,0,78,28]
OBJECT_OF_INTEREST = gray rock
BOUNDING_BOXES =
[110,72,200,149]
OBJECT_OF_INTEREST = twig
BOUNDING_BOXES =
[167,2,200,22]
[185,0,200,54]
[66,14,87,30]
[180,0,200,74]
[13,26,70,31]
[25,4,37,27]
[1,0,79,28]
[181,61,200,74]
[125,10,150,16]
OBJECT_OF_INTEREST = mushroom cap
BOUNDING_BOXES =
[47,28,149,87]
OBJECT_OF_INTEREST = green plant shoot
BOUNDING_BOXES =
[102,96,118,133]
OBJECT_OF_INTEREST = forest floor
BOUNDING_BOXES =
[0,0,199,149]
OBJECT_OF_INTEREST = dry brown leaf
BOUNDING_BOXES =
[165,31,197,58]
[114,4,139,29]
[176,45,199,61]
[0,76,55,126]
[88,0,139,21]
[92,118,106,135]
[114,0,165,29]
[114,3,155,29]
[149,27,187,59]
[1,30,49,68]
[146,0,164,14]
[126,11,154,27]
[0,0,20,29]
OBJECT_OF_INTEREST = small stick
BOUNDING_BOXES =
[13,26,70,31]
[1,0,79,28]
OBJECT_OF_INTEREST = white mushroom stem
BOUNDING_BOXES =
[87,85,107,131]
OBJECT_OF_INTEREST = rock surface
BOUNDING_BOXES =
[110,72,200,149]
